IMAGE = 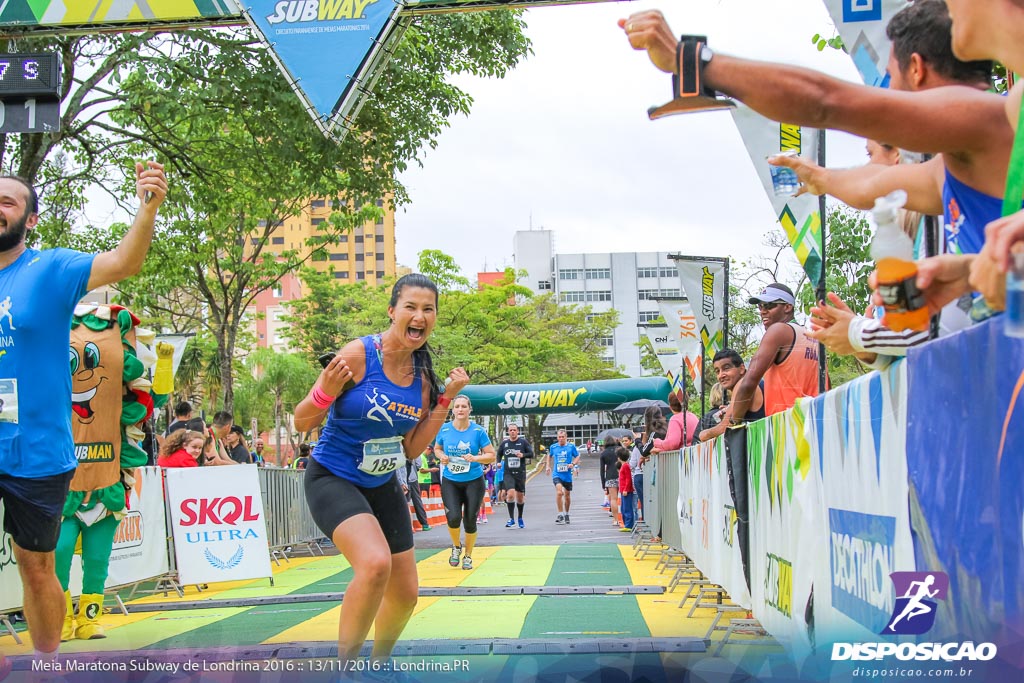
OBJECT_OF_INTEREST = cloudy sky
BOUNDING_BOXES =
[394,0,871,278]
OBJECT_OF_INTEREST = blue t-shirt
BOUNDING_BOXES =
[313,335,424,488]
[549,443,579,482]
[0,248,94,478]
[435,422,490,483]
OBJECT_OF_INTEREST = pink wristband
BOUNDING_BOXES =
[311,385,336,410]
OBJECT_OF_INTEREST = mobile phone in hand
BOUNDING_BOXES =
[318,352,336,369]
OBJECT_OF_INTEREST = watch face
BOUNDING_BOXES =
[701,45,713,63]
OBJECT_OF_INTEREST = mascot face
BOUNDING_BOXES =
[70,327,121,427]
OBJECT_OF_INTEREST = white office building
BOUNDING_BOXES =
[513,229,685,380]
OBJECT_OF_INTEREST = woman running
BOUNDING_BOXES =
[293,273,469,667]
[434,396,496,570]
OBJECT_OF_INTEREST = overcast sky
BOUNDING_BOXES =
[394,0,871,278]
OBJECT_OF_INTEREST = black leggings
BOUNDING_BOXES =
[440,477,486,534]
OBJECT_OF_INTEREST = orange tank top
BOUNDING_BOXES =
[763,322,824,415]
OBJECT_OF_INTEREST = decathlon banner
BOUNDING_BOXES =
[244,0,407,139]
[905,317,1023,651]
[677,438,751,608]
[655,298,703,390]
[674,256,727,357]
[745,405,820,659]
[166,465,272,585]
[820,0,909,87]
[731,107,823,285]
[805,362,915,645]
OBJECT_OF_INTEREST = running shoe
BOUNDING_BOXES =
[620,527,633,532]
[462,555,473,571]
[601,501,610,508]
[421,524,431,531]
[449,545,462,567]
[505,519,516,528]
[518,519,525,529]
[564,514,570,524]
[555,514,565,525]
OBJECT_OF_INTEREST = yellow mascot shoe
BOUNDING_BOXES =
[60,591,75,642]
[74,594,106,640]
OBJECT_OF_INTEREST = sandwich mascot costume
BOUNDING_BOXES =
[55,305,173,640]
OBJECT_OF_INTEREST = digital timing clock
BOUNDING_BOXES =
[0,53,60,99]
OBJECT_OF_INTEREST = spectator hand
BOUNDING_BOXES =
[870,254,973,316]
[983,208,1024,274]
[619,11,679,75]
[807,292,857,356]
[767,154,826,197]
[968,245,1007,311]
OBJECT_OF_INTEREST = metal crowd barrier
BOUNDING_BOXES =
[258,468,323,557]
[655,451,682,551]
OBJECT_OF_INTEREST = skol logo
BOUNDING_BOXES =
[179,496,261,526]
[765,553,793,618]
[267,0,379,25]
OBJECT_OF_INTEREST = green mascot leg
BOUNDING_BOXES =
[75,514,120,640]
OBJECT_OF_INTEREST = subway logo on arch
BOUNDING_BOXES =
[498,387,587,410]
[267,0,381,25]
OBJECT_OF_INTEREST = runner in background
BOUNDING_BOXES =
[434,396,495,570]
[547,429,581,525]
[496,423,533,529]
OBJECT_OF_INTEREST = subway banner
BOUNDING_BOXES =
[905,317,1023,656]
[805,362,916,645]
[820,0,909,87]
[731,106,823,285]
[677,437,751,608]
[460,376,671,415]
[674,256,726,357]
[745,406,820,660]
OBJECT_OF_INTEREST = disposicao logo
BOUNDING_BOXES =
[832,570,998,662]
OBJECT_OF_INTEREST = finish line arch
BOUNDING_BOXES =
[460,376,670,415]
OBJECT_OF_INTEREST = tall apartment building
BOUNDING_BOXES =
[513,229,684,379]
[250,198,398,351]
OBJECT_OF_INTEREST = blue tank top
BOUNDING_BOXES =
[942,170,1003,256]
[312,334,424,487]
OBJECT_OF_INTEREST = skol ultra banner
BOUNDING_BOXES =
[640,323,684,395]
[731,106,823,285]
[166,465,272,585]
[745,404,820,660]
[675,257,726,357]
[656,298,703,390]
[805,361,915,645]
[820,0,910,87]
[677,437,751,608]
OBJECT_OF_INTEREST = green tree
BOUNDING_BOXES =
[45,15,531,411]
[239,349,319,464]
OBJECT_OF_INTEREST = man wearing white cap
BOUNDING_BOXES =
[730,283,824,420]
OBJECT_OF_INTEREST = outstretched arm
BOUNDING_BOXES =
[620,10,1005,156]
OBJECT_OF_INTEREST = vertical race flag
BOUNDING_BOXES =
[675,257,726,357]
[655,298,703,390]
[731,107,823,284]
[640,324,685,396]
[244,0,407,140]
[820,0,910,87]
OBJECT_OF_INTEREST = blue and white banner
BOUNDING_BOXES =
[244,0,405,137]
[905,317,1024,659]
[805,362,916,645]
[166,465,272,585]
[820,0,910,87]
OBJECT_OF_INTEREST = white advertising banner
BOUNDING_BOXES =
[105,466,169,587]
[166,465,272,585]
[677,438,751,608]
[804,361,915,644]
[745,405,822,660]
[675,258,727,358]
[655,298,703,391]
[731,106,823,285]
[820,0,909,87]
[640,324,684,395]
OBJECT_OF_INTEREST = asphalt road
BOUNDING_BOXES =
[414,448,635,549]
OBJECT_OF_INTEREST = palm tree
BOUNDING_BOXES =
[247,348,318,465]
